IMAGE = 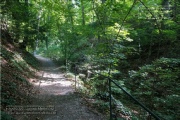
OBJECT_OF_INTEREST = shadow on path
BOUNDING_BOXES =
[15,55,106,120]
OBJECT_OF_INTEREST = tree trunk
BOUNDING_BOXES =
[21,0,29,50]
[81,0,85,25]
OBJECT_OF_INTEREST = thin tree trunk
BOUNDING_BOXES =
[81,0,85,25]
[21,0,29,50]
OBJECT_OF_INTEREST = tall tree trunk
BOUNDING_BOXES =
[21,0,29,50]
[173,0,179,22]
[101,0,106,4]
[81,0,85,25]
[162,0,171,18]
[11,1,21,43]
[14,21,20,43]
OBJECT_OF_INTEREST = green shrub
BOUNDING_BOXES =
[126,58,180,119]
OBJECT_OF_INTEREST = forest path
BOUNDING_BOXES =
[27,55,105,120]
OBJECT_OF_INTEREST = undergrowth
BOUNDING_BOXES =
[1,41,40,119]
[74,58,180,120]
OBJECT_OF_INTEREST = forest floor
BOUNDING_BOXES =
[15,55,106,120]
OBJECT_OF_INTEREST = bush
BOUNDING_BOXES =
[126,58,180,119]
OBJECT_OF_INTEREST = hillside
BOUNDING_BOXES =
[1,39,40,119]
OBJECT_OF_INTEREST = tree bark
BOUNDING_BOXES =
[81,0,85,25]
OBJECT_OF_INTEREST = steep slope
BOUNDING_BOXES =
[1,39,40,119]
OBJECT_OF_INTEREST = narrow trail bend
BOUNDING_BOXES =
[28,55,105,120]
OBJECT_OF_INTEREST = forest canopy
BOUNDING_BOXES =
[1,0,180,119]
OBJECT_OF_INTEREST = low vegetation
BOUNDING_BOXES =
[1,40,40,119]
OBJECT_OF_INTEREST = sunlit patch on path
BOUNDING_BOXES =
[33,71,74,95]
[26,55,106,120]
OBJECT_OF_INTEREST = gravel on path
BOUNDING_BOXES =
[15,55,106,120]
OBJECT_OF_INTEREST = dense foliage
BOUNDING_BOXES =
[1,0,180,119]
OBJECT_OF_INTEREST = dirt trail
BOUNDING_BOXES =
[23,55,105,120]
